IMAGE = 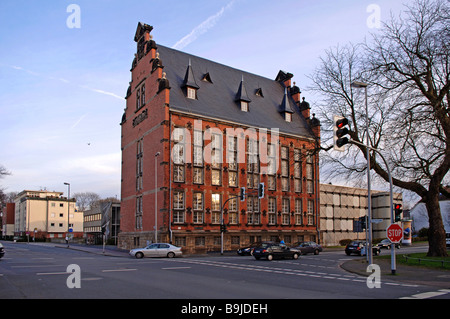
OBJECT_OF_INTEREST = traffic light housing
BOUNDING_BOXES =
[333,115,350,151]
[240,187,246,201]
[359,216,367,230]
[394,204,402,222]
[220,223,227,233]
[258,183,264,199]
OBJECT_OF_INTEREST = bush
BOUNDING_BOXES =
[339,239,352,246]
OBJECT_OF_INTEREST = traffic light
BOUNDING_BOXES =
[240,187,246,201]
[394,204,402,222]
[258,183,265,199]
[220,223,227,233]
[359,216,367,230]
[333,115,350,151]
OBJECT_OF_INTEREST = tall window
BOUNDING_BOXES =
[228,197,238,224]
[136,83,145,110]
[228,136,238,187]
[281,146,289,191]
[295,198,302,225]
[135,196,143,230]
[193,130,204,184]
[211,193,221,224]
[306,154,314,194]
[193,192,203,224]
[247,196,260,225]
[307,200,315,225]
[187,87,197,99]
[173,128,185,183]
[267,143,276,190]
[294,149,302,193]
[173,191,185,224]
[268,197,276,225]
[136,138,143,191]
[211,134,222,186]
[246,139,259,189]
[282,198,290,225]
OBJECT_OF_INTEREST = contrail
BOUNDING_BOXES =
[5,64,123,100]
[172,0,236,50]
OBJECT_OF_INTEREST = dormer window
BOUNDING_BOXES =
[183,59,199,100]
[240,101,249,112]
[235,75,251,112]
[285,112,292,122]
[187,87,197,100]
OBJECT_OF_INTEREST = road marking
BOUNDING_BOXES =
[401,289,450,299]
[36,272,70,275]
[12,265,63,268]
[162,267,192,270]
[102,268,137,273]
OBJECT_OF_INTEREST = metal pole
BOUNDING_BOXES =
[365,86,373,266]
[64,182,70,248]
[155,152,160,243]
[350,140,396,274]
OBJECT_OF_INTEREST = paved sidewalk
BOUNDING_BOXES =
[30,242,130,258]
[340,257,450,289]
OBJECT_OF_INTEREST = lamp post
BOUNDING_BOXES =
[64,182,70,248]
[155,152,160,243]
[350,81,373,265]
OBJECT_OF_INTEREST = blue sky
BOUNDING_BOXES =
[0,0,408,199]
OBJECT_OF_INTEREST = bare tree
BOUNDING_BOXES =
[309,0,449,256]
[73,192,101,212]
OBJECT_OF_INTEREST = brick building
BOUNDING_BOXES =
[118,23,321,253]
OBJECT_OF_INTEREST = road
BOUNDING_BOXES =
[0,241,448,303]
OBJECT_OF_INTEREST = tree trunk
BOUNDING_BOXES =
[424,194,448,257]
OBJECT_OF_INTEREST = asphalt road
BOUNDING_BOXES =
[0,241,448,303]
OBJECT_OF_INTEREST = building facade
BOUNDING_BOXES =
[119,23,321,253]
[14,190,83,241]
[84,201,121,245]
[319,184,403,246]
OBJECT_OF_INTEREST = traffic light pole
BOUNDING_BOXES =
[349,140,397,274]
[220,194,241,255]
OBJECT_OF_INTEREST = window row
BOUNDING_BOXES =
[172,191,315,226]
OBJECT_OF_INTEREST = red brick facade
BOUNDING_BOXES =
[119,23,321,254]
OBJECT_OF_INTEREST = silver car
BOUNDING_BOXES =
[129,243,182,259]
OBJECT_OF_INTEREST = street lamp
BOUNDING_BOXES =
[350,81,373,265]
[154,152,160,243]
[64,182,70,248]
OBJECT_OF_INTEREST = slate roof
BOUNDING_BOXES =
[156,44,315,139]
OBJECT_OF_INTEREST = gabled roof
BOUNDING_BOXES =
[134,22,153,42]
[156,45,315,138]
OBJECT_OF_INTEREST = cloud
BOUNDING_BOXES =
[172,0,236,50]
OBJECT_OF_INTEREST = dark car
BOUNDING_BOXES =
[377,239,401,249]
[345,241,380,256]
[237,242,264,256]
[0,243,4,258]
[291,241,323,255]
[253,242,300,261]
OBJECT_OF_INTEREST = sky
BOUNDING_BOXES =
[0,0,409,199]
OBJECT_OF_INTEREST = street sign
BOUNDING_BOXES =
[386,223,403,243]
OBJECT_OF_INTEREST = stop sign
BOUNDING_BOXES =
[386,223,403,243]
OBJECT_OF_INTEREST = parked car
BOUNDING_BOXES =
[237,241,274,256]
[345,241,380,256]
[129,243,182,259]
[377,239,401,249]
[0,243,4,258]
[291,241,323,255]
[253,242,300,261]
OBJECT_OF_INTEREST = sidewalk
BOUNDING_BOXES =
[30,242,130,258]
[340,257,450,289]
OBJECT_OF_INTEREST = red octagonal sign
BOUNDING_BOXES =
[387,223,403,243]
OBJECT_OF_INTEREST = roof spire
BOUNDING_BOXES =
[183,59,199,89]
[279,88,293,113]
[235,75,251,102]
